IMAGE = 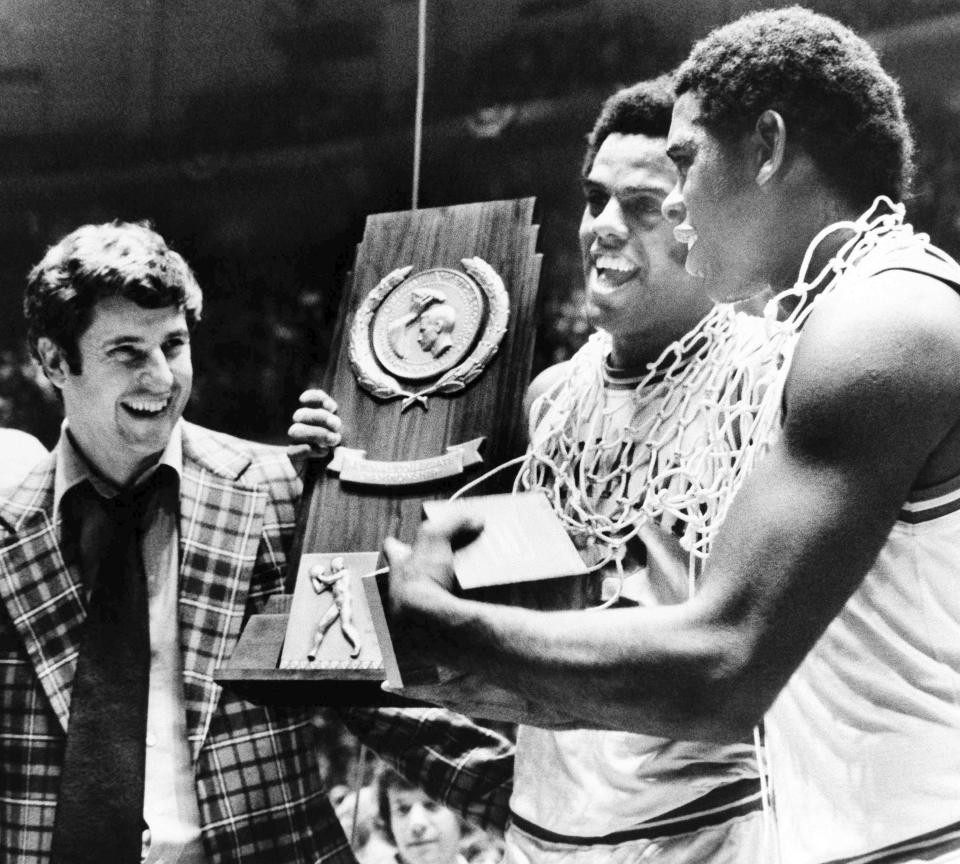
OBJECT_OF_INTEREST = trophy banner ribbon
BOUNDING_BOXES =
[328,438,485,486]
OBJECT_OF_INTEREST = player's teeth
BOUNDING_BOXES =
[673,224,697,247]
[596,257,632,272]
[127,398,167,412]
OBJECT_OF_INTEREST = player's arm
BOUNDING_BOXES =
[692,273,960,729]
[385,273,960,741]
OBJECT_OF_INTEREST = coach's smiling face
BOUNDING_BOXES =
[38,294,192,486]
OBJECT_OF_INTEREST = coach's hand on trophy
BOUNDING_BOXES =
[288,388,343,455]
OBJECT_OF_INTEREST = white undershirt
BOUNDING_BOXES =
[142,473,206,864]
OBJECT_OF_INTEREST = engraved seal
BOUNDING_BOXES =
[348,257,510,411]
[373,268,483,381]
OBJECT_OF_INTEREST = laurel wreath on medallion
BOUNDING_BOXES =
[348,257,510,411]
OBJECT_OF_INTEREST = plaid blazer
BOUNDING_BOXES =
[0,421,356,864]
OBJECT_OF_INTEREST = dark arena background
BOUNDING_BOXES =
[1,0,958,448]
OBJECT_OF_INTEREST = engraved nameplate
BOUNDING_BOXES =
[327,438,484,486]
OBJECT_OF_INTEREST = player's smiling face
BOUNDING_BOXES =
[54,295,192,485]
[579,132,710,366]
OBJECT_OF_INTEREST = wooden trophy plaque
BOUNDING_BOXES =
[215,198,542,705]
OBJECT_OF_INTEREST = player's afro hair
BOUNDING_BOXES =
[583,74,675,176]
[675,6,913,208]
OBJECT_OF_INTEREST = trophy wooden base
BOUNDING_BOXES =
[213,594,427,707]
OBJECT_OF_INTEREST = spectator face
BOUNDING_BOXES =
[579,131,710,364]
[388,787,460,864]
[40,295,192,485]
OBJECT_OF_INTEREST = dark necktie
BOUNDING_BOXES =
[50,477,161,864]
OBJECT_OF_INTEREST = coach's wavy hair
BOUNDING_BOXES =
[582,74,675,176]
[675,6,914,209]
[25,220,203,373]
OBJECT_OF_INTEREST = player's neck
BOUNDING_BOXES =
[764,183,861,293]
[607,333,698,380]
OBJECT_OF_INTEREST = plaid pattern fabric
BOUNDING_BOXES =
[0,422,356,864]
[339,706,514,835]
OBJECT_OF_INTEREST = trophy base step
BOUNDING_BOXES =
[214,602,426,708]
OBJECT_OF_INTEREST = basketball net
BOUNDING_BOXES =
[515,197,934,576]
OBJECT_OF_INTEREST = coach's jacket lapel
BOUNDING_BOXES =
[177,422,267,762]
[0,427,275,756]
[0,455,86,733]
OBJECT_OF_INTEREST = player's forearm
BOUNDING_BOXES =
[398,587,757,742]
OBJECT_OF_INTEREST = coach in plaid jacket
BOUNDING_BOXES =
[0,422,351,862]
[0,423,513,863]
[0,221,513,863]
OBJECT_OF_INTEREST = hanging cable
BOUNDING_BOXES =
[412,0,428,209]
